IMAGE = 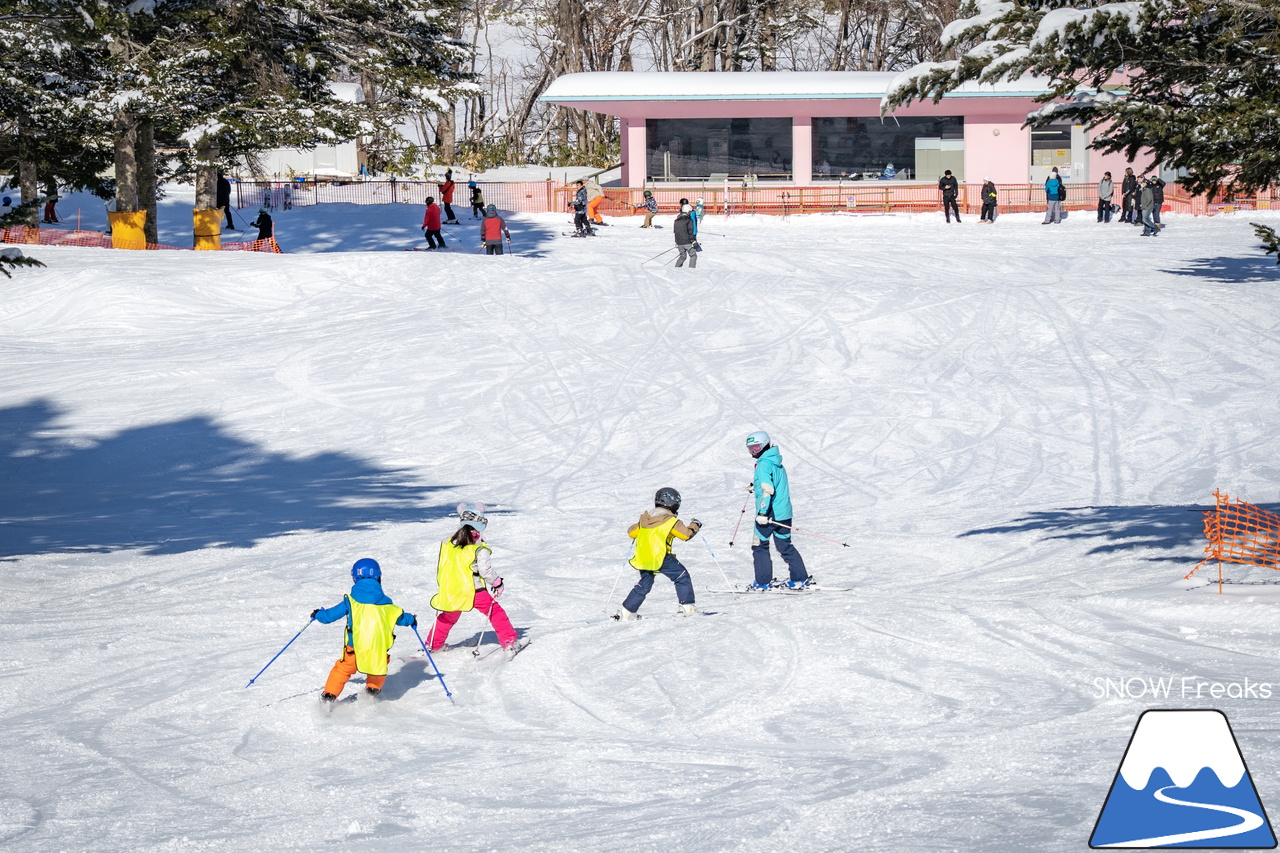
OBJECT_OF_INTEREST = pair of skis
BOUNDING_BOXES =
[705,582,855,595]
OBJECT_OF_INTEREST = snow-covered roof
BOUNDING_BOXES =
[541,71,1055,103]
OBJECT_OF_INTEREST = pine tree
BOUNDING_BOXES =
[883,0,1280,198]
[1254,222,1280,265]
[0,200,47,277]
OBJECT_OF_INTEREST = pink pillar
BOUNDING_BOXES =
[791,117,812,186]
[623,119,647,187]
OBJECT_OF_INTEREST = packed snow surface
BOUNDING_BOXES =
[3,196,1280,852]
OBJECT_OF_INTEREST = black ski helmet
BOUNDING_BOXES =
[654,487,681,513]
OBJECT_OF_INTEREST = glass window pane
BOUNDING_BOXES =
[646,118,793,180]
[811,116,964,181]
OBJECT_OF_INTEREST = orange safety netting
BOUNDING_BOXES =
[1186,490,1280,592]
[0,226,281,253]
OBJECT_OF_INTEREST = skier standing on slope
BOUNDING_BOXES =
[311,558,417,703]
[938,169,961,223]
[634,190,658,228]
[615,488,701,620]
[480,205,511,254]
[248,206,273,241]
[422,196,446,249]
[673,203,697,268]
[585,177,605,226]
[427,503,524,658]
[469,181,485,219]
[438,169,459,224]
[570,180,595,236]
[745,431,811,590]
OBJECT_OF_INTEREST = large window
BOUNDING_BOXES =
[646,118,793,180]
[812,116,964,181]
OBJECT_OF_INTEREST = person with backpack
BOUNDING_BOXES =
[426,503,524,658]
[979,178,998,224]
[1042,168,1065,224]
[1120,168,1139,224]
[438,169,459,224]
[614,488,701,620]
[480,204,510,254]
[938,169,961,223]
[673,203,697,268]
[634,190,658,228]
[311,558,417,703]
[745,430,811,590]
[1097,172,1115,223]
[421,196,446,249]
[469,181,485,219]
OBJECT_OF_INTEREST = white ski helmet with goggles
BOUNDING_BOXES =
[456,502,488,532]
[745,430,771,457]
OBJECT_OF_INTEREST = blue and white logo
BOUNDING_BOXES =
[1091,709,1276,848]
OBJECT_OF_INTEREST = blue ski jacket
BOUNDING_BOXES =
[316,578,416,642]
[753,446,793,521]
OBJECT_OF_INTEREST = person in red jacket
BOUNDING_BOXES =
[421,197,446,249]
[480,205,510,255]
[437,169,459,224]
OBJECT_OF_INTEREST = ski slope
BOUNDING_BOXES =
[2,198,1280,852]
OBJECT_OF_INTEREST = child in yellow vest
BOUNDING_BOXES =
[615,487,701,620]
[311,558,417,702]
[427,503,522,656]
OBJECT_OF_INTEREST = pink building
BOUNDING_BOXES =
[541,72,1141,188]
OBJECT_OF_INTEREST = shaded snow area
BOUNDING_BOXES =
[3,203,1280,852]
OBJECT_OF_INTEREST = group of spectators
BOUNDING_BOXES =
[939,166,1168,235]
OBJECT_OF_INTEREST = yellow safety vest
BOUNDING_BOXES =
[345,595,403,677]
[630,517,679,572]
[431,540,492,613]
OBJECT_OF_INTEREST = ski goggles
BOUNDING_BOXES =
[459,508,488,529]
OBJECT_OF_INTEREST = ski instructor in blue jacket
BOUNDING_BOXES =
[745,431,811,590]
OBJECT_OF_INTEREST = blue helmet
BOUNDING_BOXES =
[351,558,381,581]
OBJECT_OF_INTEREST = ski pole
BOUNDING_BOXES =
[771,520,851,548]
[728,497,750,547]
[245,618,314,688]
[603,543,634,613]
[473,597,497,657]
[640,246,676,266]
[411,625,455,704]
[700,532,734,587]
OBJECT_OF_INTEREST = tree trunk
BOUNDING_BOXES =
[194,141,217,210]
[137,119,157,245]
[18,160,38,227]
[114,112,139,213]
[438,107,456,163]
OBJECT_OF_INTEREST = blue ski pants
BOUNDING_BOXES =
[753,519,808,586]
[622,556,695,613]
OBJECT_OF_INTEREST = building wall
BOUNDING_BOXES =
[963,115,1033,184]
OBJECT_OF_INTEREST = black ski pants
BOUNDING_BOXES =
[943,196,961,222]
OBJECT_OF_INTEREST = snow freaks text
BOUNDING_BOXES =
[1093,677,1274,700]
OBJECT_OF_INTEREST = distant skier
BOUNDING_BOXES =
[1139,177,1161,237]
[634,190,658,228]
[571,180,594,236]
[480,204,510,254]
[438,169,459,224]
[216,172,236,230]
[311,558,417,703]
[615,488,701,620]
[426,503,524,657]
[1121,168,1139,225]
[979,177,998,224]
[469,181,485,219]
[249,206,273,241]
[585,177,605,225]
[745,431,810,590]
[41,192,59,224]
[1043,168,1065,225]
[938,169,960,223]
[673,203,697,268]
[422,196,446,249]
[1097,171,1115,223]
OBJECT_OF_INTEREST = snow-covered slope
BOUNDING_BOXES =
[2,202,1279,852]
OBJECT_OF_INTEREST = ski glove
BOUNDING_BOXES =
[756,514,771,526]
[310,608,320,620]
[745,483,754,494]
[491,578,504,599]
[760,482,775,496]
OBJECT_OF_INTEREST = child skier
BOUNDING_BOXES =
[469,181,485,219]
[745,430,811,590]
[480,205,511,255]
[570,180,594,236]
[633,190,658,227]
[615,488,701,620]
[438,169,459,223]
[427,503,524,657]
[311,558,417,703]
[249,206,273,241]
[422,196,446,249]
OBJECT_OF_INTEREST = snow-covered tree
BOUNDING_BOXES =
[0,199,47,276]
[883,0,1280,197]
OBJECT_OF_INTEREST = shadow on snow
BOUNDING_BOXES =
[1162,254,1279,285]
[0,399,456,559]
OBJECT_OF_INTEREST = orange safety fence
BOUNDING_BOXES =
[234,179,557,214]
[1185,490,1280,593]
[0,226,282,254]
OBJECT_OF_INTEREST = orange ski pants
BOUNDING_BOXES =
[587,195,604,224]
[324,646,387,696]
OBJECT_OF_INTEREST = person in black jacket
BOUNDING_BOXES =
[1150,175,1166,229]
[249,206,273,241]
[673,204,697,268]
[1120,168,1139,225]
[979,178,998,223]
[938,170,960,223]
[216,172,236,230]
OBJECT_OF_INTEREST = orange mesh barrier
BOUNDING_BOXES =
[1186,490,1280,592]
[234,179,558,213]
[0,227,281,253]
